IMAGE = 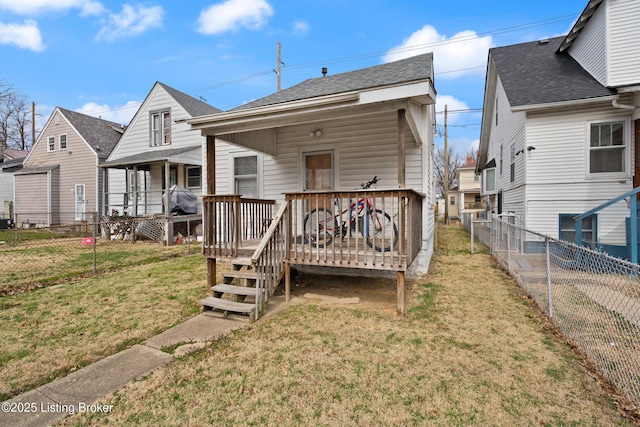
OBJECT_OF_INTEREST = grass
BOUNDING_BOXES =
[0,254,227,401]
[0,238,191,295]
[56,223,636,426]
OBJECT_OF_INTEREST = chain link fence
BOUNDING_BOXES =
[462,213,640,409]
[0,212,202,296]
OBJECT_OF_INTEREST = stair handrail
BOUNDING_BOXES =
[250,202,288,320]
[573,186,640,263]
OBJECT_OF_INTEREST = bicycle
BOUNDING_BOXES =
[303,176,399,252]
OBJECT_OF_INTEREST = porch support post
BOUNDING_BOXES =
[285,262,291,303]
[397,270,405,315]
[164,160,173,245]
[206,135,216,194]
[132,165,138,216]
[398,109,406,188]
[206,135,217,293]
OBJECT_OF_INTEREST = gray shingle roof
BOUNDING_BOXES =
[491,36,615,107]
[57,108,125,160]
[234,52,434,111]
[101,145,200,167]
[158,82,222,117]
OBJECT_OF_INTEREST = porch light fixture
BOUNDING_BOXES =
[309,129,322,138]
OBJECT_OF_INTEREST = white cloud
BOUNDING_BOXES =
[76,101,140,125]
[0,0,105,16]
[383,25,492,79]
[435,95,470,123]
[96,4,164,41]
[293,20,309,36]
[197,0,273,35]
[0,20,45,51]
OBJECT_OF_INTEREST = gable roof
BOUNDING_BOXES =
[157,82,222,116]
[490,36,615,108]
[57,107,125,160]
[2,147,28,161]
[234,53,434,111]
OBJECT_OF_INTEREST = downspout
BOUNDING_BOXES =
[612,99,635,110]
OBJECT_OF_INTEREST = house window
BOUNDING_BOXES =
[482,168,496,194]
[510,144,515,183]
[495,97,499,126]
[559,214,597,246]
[59,134,67,150]
[150,111,171,146]
[233,155,258,198]
[48,136,55,152]
[450,196,456,206]
[474,174,479,182]
[499,144,503,175]
[474,195,481,203]
[589,121,625,174]
[185,166,202,189]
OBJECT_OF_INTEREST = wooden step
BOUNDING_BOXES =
[211,283,261,296]
[232,257,253,266]
[223,270,258,280]
[200,297,255,314]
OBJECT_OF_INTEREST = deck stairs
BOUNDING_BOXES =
[200,257,263,322]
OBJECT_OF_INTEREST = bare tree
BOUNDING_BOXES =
[435,145,463,198]
[0,81,33,151]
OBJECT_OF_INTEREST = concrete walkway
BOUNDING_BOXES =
[0,296,290,427]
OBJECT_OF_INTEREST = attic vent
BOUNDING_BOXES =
[538,39,549,46]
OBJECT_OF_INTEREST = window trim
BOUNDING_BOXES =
[482,167,497,195]
[59,134,68,150]
[229,152,262,198]
[47,136,55,152]
[150,110,171,147]
[185,165,202,190]
[586,118,630,179]
[558,213,597,247]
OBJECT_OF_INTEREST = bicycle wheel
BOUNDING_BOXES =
[362,209,398,252]
[303,208,337,248]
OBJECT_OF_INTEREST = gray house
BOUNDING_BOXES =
[14,108,123,227]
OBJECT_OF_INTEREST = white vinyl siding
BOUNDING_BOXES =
[607,0,640,87]
[568,1,607,86]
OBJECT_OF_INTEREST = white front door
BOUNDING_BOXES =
[75,184,85,221]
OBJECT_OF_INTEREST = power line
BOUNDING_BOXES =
[80,13,576,117]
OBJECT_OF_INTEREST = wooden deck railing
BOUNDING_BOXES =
[202,195,275,258]
[251,202,288,320]
[285,189,424,271]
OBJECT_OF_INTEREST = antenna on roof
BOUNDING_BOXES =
[198,95,208,102]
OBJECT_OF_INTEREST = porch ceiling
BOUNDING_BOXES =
[100,146,202,168]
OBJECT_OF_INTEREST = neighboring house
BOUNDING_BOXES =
[456,158,482,219]
[13,108,124,227]
[477,0,640,259]
[0,147,27,221]
[188,53,436,316]
[101,82,222,220]
[447,185,459,220]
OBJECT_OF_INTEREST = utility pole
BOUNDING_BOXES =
[444,104,449,225]
[32,101,36,148]
[276,42,282,91]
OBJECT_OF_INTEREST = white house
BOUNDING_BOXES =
[188,53,437,316]
[477,0,640,259]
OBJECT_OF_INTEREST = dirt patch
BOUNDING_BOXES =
[286,270,408,314]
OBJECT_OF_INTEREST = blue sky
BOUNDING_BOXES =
[0,0,588,154]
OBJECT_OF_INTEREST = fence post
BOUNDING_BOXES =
[545,236,553,318]
[470,219,475,254]
[187,219,192,255]
[507,222,511,272]
[92,212,97,274]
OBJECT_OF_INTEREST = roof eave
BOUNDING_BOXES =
[510,94,619,112]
